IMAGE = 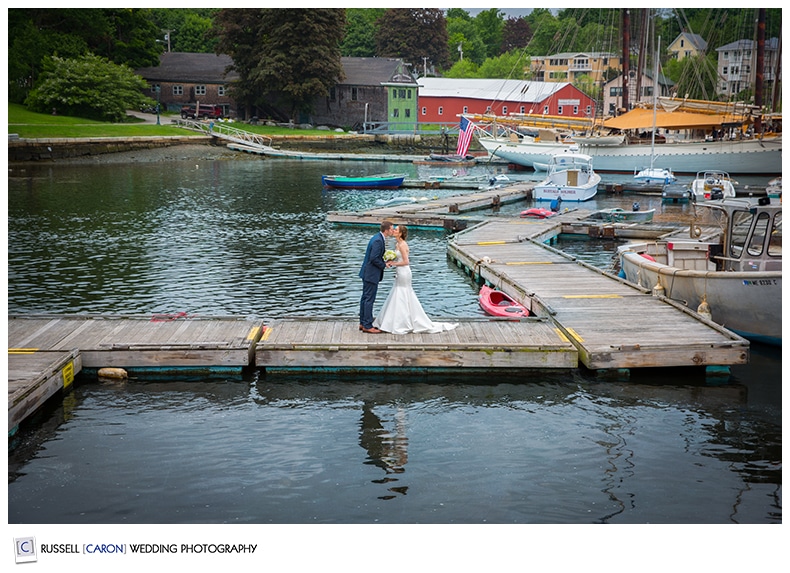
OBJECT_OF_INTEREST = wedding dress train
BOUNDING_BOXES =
[373,254,458,334]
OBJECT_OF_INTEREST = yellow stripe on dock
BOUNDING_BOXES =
[505,261,554,265]
[477,241,507,245]
[260,326,273,341]
[562,294,623,299]
[553,328,570,343]
[565,328,585,343]
[246,326,261,340]
[8,348,39,354]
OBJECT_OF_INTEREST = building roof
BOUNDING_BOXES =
[340,57,416,86]
[670,32,707,52]
[544,51,619,59]
[716,37,780,52]
[135,52,238,83]
[417,77,570,103]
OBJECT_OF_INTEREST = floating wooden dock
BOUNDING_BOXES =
[327,183,531,230]
[447,219,749,371]
[255,317,577,371]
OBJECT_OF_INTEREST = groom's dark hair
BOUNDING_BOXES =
[380,221,393,232]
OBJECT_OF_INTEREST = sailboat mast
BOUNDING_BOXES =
[622,9,630,113]
[755,8,765,134]
[650,36,660,169]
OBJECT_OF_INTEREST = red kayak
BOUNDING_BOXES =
[479,285,530,318]
[520,208,556,219]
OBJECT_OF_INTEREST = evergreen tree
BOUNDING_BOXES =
[375,9,450,70]
[213,8,346,121]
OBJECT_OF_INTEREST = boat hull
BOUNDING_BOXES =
[322,174,405,189]
[479,136,781,175]
[619,249,781,345]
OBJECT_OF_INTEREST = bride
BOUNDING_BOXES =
[373,225,459,335]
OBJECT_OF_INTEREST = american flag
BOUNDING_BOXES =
[455,116,476,156]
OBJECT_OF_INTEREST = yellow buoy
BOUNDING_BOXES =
[98,367,128,379]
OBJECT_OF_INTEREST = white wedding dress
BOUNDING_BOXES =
[373,252,459,334]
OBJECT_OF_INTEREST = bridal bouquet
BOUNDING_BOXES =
[383,249,397,262]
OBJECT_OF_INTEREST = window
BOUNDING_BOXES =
[407,89,412,99]
[329,87,336,101]
[543,105,549,114]
[768,213,782,256]
[573,105,579,115]
[502,106,508,115]
[723,67,728,75]
[463,106,468,114]
[351,87,358,101]
[586,105,592,115]
[393,89,398,99]
[730,211,754,257]
[399,89,406,98]
[405,108,411,118]
[748,212,770,256]
[610,87,623,96]
[438,107,443,115]
[195,85,206,96]
[172,85,183,96]
[421,107,427,115]
[218,85,226,97]
[558,105,563,114]
[393,108,399,118]
[520,106,525,113]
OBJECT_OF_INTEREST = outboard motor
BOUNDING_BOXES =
[711,189,724,200]
[550,197,562,212]
[632,202,640,211]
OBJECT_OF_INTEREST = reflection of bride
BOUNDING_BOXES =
[373,225,459,335]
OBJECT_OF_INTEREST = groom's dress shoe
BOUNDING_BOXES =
[362,327,382,334]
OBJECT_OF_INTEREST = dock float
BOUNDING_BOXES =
[255,317,577,371]
[8,349,81,434]
[327,183,532,230]
[7,314,264,372]
[447,219,749,372]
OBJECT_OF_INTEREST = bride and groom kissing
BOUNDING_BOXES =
[359,220,458,335]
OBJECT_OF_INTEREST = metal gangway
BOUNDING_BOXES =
[173,118,275,153]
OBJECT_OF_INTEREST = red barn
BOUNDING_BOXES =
[417,77,596,124]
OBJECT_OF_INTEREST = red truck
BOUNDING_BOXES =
[180,104,223,120]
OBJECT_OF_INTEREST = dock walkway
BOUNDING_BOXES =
[447,219,749,371]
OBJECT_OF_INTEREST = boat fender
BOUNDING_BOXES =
[691,225,702,238]
[652,280,665,297]
[98,367,128,380]
[697,296,712,321]
[640,253,656,262]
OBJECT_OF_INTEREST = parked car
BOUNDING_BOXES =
[180,105,223,120]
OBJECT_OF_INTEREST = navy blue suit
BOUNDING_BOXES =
[359,232,387,328]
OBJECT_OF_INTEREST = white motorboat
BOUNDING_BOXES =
[533,152,600,202]
[618,197,782,346]
[690,170,737,201]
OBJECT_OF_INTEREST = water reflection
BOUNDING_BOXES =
[360,402,409,499]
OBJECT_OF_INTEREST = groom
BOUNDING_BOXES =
[359,220,396,334]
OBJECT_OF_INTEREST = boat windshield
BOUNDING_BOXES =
[728,207,782,270]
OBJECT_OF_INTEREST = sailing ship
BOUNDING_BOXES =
[475,13,780,175]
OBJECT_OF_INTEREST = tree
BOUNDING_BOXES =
[446,11,486,65]
[149,8,219,53]
[478,51,530,79]
[24,54,152,122]
[341,8,384,57]
[444,58,480,78]
[375,9,450,70]
[474,9,505,58]
[213,9,346,121]
[501,17,532,54]
[8,8,161,103]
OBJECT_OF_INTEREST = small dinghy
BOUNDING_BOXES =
[520,207,556,219]
[478,285,529,318]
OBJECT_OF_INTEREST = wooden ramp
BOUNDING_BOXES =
[255,317,577,371]
[448,220,749,371]
[7,315,264,370]
[8,349,81,433]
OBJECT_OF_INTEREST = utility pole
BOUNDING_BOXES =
[422,56,429,77]
[162,29,174,52]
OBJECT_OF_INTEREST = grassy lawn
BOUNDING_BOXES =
[8,103,347,139]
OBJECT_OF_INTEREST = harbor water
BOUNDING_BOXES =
[6,154,782,545]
